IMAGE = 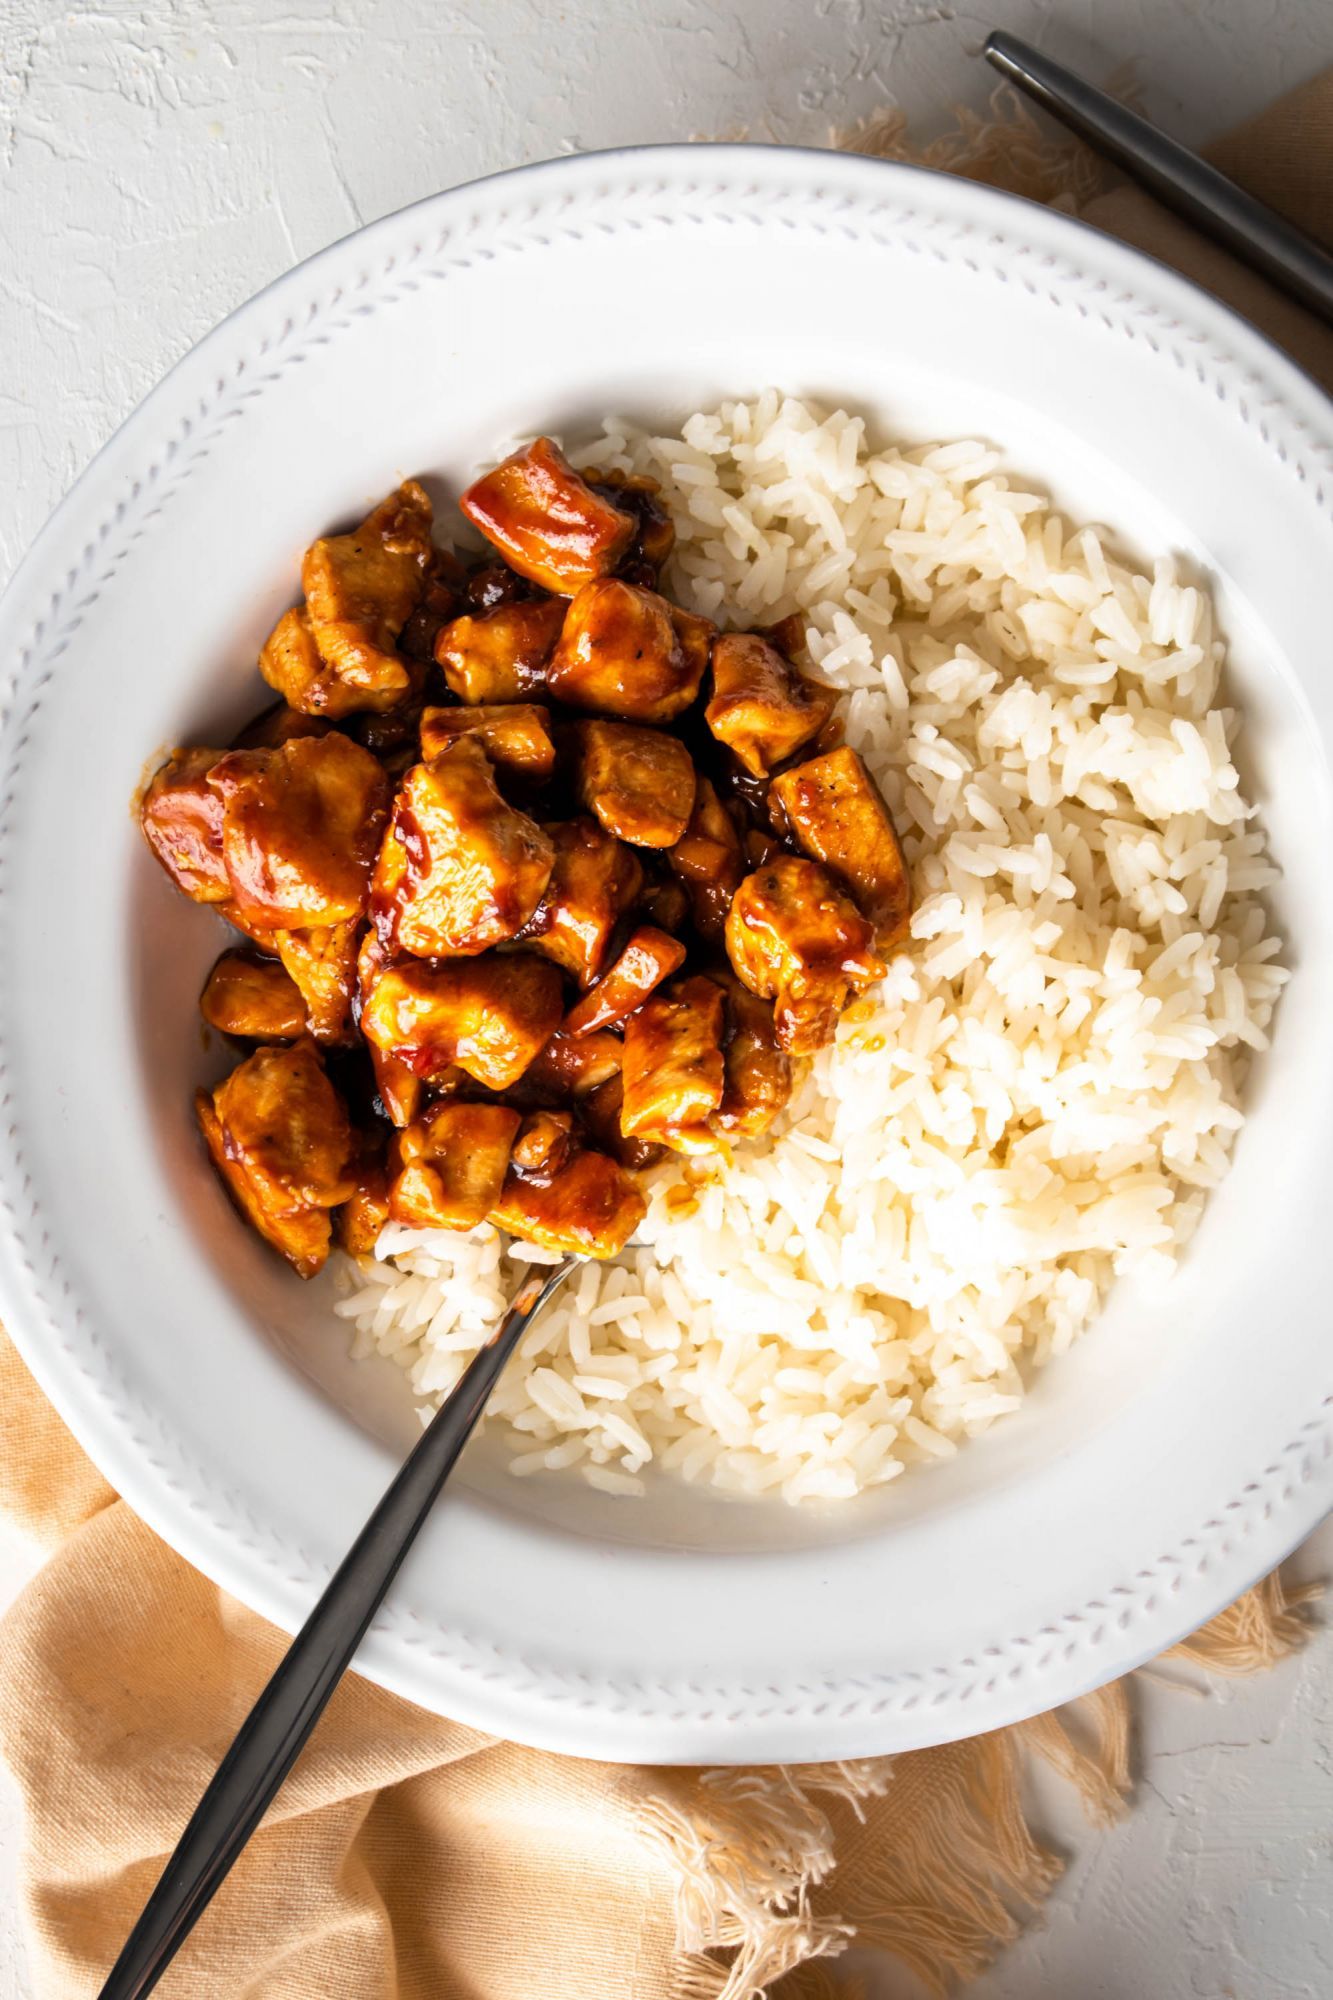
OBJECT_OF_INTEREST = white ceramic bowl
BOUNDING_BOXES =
[0,147,1330,1764]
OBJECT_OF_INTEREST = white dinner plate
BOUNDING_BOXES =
[0,147,1329,1763]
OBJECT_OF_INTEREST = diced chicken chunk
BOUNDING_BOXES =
[489,1147,645,1259]
[419,703,556,781]
[371,738,554,957]
[522,817,642,986]
[671,606,715,702]
[580,1073,666,1171]
[257,607,323,712]
[207,733,389,931]
[712,971,792,1139]
[368,1047,421,1128]
[548,579,709,722]
[301,479,433,695]
[200,950,307,1041]
[391,1100,522,1230]
[352,933,446,1121]
[336,1148,394,1257]
[667,774,745,939]
[195,1041,356,1278]
[756,612,808,661]
[434,597,566,704]
[575,719,696,848]
[460,437,635,595]
[258,606,407,721]
[563,927,686,1036]
[621,974,726,1153]
[271,919,362,1044]
[140,748,229,903]
[521,1029,623,1101]
[769,745,913,950]
[360,951,563,1091]
[725,856,885,1055]
[509,1109,576,1180]
[706,633,837,778]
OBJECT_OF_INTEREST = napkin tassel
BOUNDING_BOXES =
[638,1688,1139,1999]
[638,1759,889,2000]
[1164,1570,1320,1674]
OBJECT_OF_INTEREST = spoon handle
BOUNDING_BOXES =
[98,1253,579,2000]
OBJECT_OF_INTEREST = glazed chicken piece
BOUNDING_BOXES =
[667,775,745,940]
[588,469,676,583]
[271,919,362,1043]
[575,720,696,849]
[621,973,726,1154]
[335,1145,395,1257]
[563,927,686,1036]
[769,745,913,951]
[372,738,554,958]
[521,1028,623,1101]
[391,1100,522,1231]
[207,732,389,932]
[756,613,808,662]
[140,748,230,903]
[580,1072,666,1171]
[195,1040,356,1278]
[509,1109,576,1180]
[460,437,635,595]
[521,817,642,986]
[725,856,885,1055]
[211,897,361,1044]
[670,607,714,704]
[258,607,396,722]
[434,597,566,704]
[360,950,564,1093]
[548,578,710,723]
[200,949,307,1041]
[300,479,434,697]
[419,703,557,781]
[367,1046,424,1128]
[705,633,838,778]
[489,1145,646,1259]
[711,971,792,1140]
[355,936,446,1124]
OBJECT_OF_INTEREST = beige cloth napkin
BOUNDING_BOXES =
[1,69,1329,2000]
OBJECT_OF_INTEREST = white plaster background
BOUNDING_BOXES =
[0,1,1330,1994]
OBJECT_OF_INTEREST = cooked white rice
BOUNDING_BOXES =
[337,394,1287,1504]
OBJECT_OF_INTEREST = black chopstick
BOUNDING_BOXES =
[984,31,1333,328]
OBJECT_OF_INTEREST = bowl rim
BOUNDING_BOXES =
[1,141,1330,1762]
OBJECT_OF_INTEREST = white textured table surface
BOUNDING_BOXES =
[1,2,1330,1996]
